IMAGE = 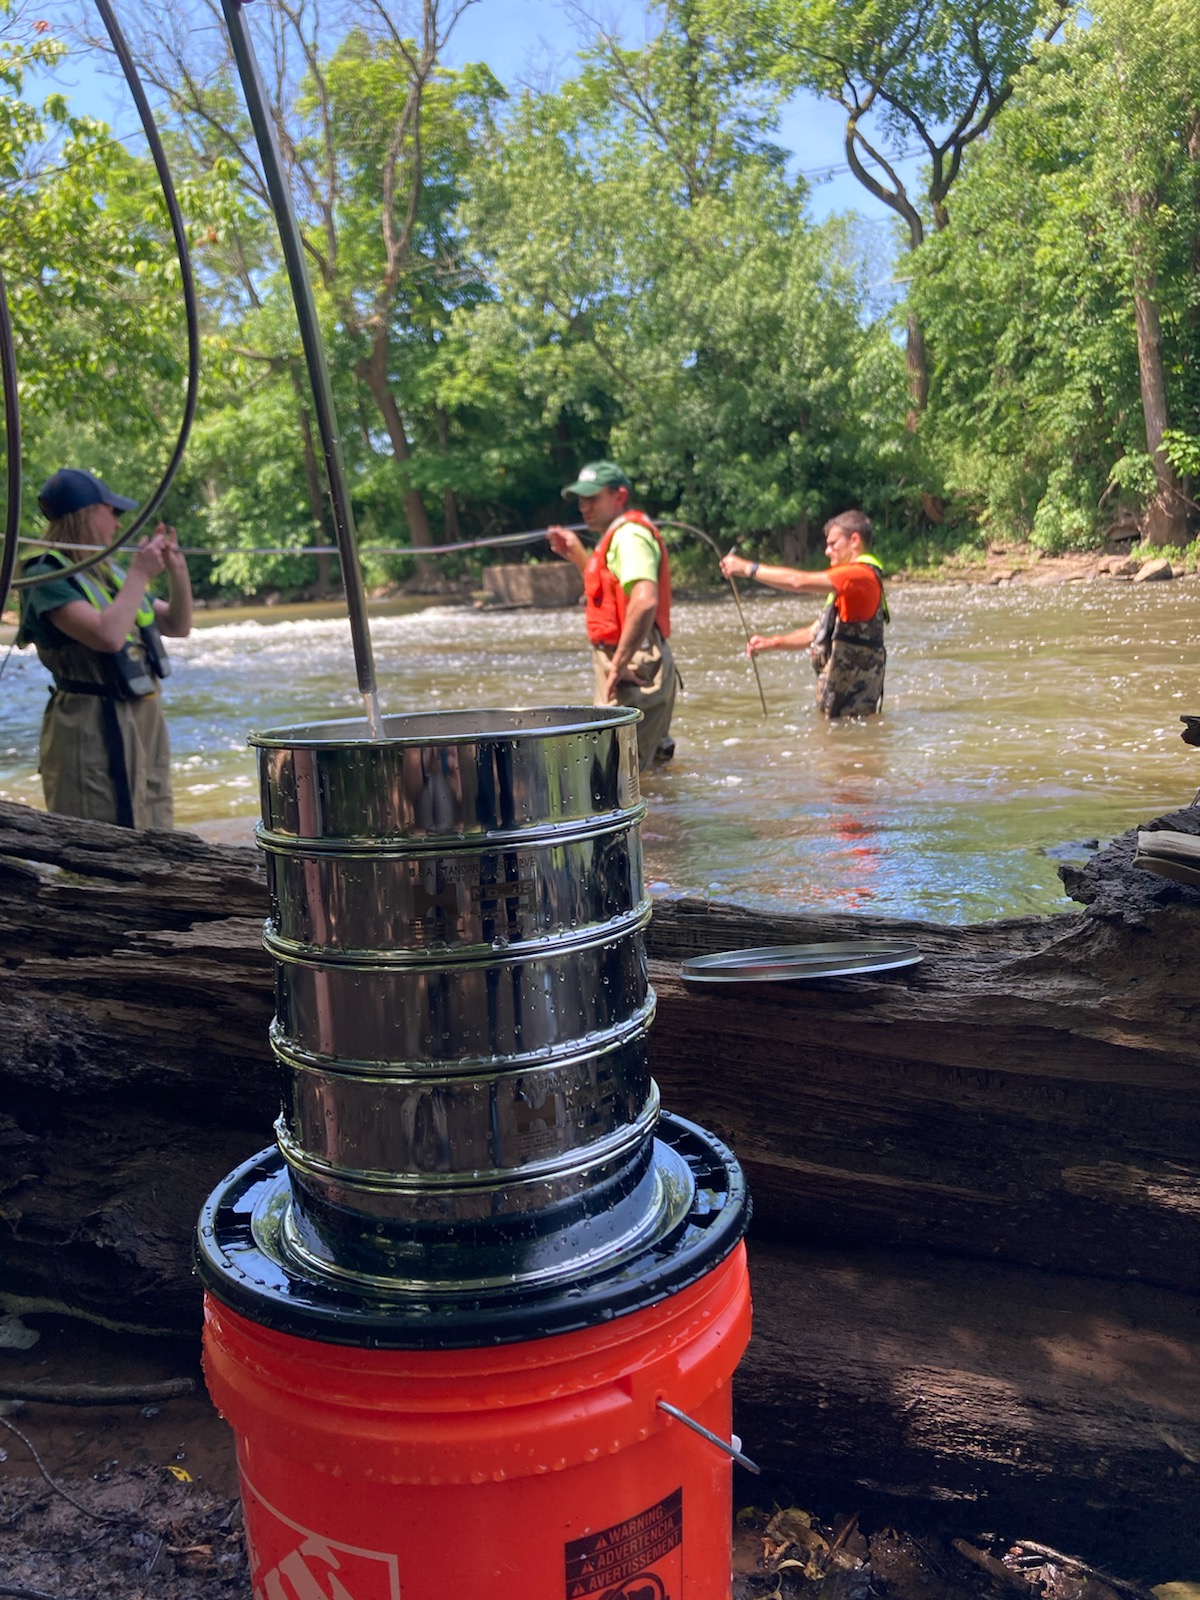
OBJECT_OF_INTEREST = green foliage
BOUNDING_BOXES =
[3,0,1198,595]
[1107,452,1158,500]
[1162,431,1200,479]
[740,0,1062,144]
[452,6,910,546]
[0,55,214,537]
[909,0,1200,545]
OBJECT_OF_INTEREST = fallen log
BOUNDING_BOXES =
[2,798,1200,1564]
[4,798,1200,1314]
[738,1237,1200,1574]
[647,898,1200,1294]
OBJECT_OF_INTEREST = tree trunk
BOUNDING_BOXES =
[739,1237,1200,1574]
[840,130,930,428]
[356,339,438,587]
[436,406,461,543]
[290,369,335,598]
[4,798,1200,1320]
[1130,208,1187,546]
[1185,114,1200,520]
[905,310,929,429]
[553,413,573,473]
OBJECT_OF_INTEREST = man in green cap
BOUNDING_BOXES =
[548,461,676,770]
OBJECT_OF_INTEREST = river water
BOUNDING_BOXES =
[3,580,1198,923]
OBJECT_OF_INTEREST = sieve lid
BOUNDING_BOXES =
[680,940,921,987]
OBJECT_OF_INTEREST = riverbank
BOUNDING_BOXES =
[890,541,1193,587]
[2,541,1193,636]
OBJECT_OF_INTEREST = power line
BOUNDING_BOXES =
[796,142,925,184]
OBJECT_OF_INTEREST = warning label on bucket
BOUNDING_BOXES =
[564,1487,683,1599]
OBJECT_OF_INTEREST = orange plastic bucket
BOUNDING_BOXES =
[203,1241,750,1600]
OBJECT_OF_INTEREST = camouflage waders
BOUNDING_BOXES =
[810,609,886,718]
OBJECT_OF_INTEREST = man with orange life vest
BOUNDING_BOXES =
[16,468,193,829]
[720,510,888,718]
[548,461,677,770]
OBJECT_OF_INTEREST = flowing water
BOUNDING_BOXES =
[3,580,1198,923]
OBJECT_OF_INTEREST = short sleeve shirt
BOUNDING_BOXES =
[828,562,883,623]
[606,519,661,592]
[17,558,89,649]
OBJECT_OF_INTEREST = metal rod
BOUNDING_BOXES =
[721,545,770,717]
[656,1400,761,1474]
[13,0,201,592]
[0,265,22,623]
[222,0,382,736]
[658,520,769,717]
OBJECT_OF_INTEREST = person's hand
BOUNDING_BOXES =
[159,524,188,578]
[720,552,752,580]
[603,660,644,701]
[547,525,584,563]
[129,532,167,581]
[746,634,772,658]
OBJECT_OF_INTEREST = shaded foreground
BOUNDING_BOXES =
[1,800,1198,1583]
[0,1310,1178,1600]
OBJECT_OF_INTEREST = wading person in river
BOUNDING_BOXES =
[720,511,888,718]
[16,468,193,829]
[547,460,677,770]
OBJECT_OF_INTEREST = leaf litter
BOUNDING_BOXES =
[731,1503,1190,1600]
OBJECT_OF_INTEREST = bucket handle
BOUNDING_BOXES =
[656,1400,761,1475]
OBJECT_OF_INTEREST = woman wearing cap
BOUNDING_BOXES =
[16,468,193,830]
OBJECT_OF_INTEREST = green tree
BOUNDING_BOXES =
[0,4,202,534]
[707,0,1068,418]
[453,2,904,552]
[910,1,1200,546]
[1086,0,1200,544]
[118,0,490,576]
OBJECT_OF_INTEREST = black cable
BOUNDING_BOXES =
[658,519,769,716]
[12,0,200,593]
[18,522,591,560]
[222,0,381,731]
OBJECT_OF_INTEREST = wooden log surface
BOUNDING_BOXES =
[739,1237,1200,1570]
[2,798,1200,1553]
[3,797,1200,1319]
[647,897,1200,1294]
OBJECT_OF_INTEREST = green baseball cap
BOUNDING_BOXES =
[562,460,631,497]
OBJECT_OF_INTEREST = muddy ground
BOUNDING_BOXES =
[0,1312,1184,1600]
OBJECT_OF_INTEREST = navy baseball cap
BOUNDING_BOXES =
[38,468,138,521]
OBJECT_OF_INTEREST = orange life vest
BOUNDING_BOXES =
[584,511,672,646]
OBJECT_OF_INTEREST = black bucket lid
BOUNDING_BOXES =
[195,1112,750,1349]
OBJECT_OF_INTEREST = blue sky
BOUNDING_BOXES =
[443,0,922,238]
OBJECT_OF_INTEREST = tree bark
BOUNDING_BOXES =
[1130,206,1187,546]
[356,341,437,587]
[739,1237,1200,1573]
[436,405,461,543]
[843,117,931,424]
[4,798,1200,1317]
[905,312,930,426]
[290,369,335,598]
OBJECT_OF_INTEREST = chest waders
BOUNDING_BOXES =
[20,552,170,828]
[810,554,889,714]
